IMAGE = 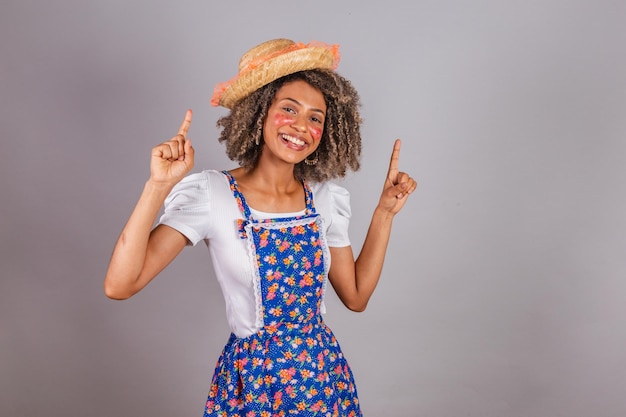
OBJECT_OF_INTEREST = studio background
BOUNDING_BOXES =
[2,1,625,416]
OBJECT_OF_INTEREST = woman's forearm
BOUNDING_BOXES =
[351,207,395,309]
[104,180,173,299]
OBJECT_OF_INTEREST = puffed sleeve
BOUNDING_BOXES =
[158,172,212,246]
[324,182,352,247]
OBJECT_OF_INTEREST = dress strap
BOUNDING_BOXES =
[222,170,252,219]
[302,180,316,215]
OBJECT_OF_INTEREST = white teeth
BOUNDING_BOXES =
[282,134,305,146]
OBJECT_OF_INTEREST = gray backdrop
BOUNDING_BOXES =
[2,1,626,416]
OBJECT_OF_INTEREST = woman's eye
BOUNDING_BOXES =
[311,116,323,124]
[282,107,295,114]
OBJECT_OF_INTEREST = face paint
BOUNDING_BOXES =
[273,113,294,127]
[309,125,323,141]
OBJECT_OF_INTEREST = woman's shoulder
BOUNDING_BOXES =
[180,169,224,183]
[160,169,237,244]
[165,169,231,204]
[170,169,227,191]
[308,181,352,246]
[308,180,350,200]
[308,181,351,217]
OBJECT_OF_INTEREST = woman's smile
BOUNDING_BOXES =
[281,133,306,148]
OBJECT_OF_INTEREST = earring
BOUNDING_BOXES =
[304,153,318,166]
[255,136,260,146]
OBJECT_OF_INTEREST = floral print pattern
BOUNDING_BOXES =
[203,173,361,417]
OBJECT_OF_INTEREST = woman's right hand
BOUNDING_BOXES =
[150,109,195,185]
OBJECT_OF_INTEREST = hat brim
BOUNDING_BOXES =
[213,45,339,109]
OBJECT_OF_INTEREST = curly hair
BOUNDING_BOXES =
[216,69,363,182]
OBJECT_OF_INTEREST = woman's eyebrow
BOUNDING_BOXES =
[282,97,326,115]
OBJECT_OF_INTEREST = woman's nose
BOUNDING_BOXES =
[291,114,307,132]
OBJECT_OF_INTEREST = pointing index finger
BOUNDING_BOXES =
[388,139,401,173]
[178,109,193,137]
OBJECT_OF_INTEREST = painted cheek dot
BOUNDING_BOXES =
[274,114,294,126]
[309,126,322,140]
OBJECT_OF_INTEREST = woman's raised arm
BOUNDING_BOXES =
[104,110,195,299]
[328,139,417,311]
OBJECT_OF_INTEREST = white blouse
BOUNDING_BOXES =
[158,170,351,338]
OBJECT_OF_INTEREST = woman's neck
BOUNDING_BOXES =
[239,157,301,194]
[230,160,305,213]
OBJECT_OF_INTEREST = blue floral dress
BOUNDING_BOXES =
[203,172,362,417]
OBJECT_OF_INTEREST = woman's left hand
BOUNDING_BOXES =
[328,139,417,311]
[377,139,418,215]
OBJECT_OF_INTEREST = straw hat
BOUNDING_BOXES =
[211,39,340,109]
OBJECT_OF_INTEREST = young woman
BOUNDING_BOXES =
[105,39,417,417]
